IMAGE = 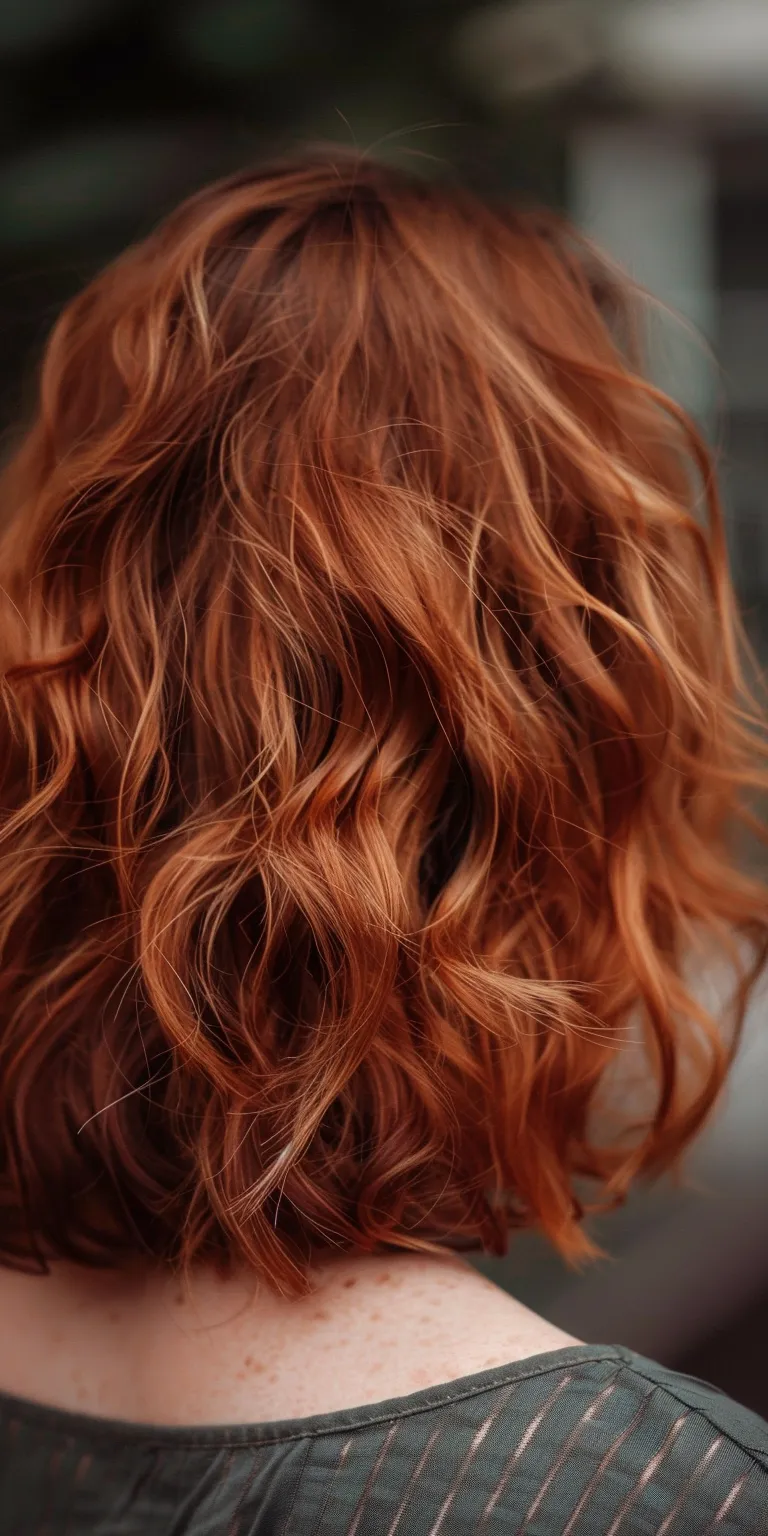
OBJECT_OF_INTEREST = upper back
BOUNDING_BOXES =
[0,1251,579,1423]
[0,1253,768,1532]
[1,1339,767,1534]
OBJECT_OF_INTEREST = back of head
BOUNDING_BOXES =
[0,146,766,1295]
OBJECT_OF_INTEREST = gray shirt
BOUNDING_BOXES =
[1,1342,767,1533]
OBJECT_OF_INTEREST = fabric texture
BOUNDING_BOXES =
[1,1342,767,1534]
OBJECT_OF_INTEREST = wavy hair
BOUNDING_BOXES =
[0,147,767,1295]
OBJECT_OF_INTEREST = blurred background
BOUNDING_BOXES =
[1,0,768,1411]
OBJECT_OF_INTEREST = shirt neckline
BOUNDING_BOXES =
[0,1342,632,1449]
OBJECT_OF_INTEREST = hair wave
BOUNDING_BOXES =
[0,147,767,1295]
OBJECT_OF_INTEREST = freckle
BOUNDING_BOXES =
[244,1354,253,1368]
[375,1273,391,1285]
[343,1278,357,1289]
[312,1309,330,1322]
[369,1311,382,1322]
[250,1361,266,1374]
[174,1293,184,1307]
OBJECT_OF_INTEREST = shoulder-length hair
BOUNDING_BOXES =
[0,146,766,1295]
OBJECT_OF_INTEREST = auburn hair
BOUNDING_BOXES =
[0,146,766,1297]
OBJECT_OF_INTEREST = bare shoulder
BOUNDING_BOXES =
[0,1252,583,1425]
[316,1252,583,1391]
[160,1251,583,1421]
[322,1251,582,1369]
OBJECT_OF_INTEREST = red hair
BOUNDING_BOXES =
[0,147,766,1295]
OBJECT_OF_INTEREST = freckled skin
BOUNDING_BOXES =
[0,1250,582,1424]
[242,1355,266,1374]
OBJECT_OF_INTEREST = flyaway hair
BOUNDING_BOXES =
[0,147,767,1295]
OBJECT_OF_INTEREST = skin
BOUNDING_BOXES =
[0,1251,581,1425]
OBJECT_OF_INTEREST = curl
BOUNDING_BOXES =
[0,146,766,1295]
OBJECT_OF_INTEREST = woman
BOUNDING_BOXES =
[0,146,766,1533]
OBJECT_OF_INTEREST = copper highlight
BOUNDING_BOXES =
[0,147,767,1296]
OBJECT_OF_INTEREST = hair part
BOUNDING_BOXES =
[0,144,767,1295]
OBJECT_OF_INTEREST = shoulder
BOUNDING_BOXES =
[583,1346,768,1530]
[611,1344,768,1468]
[382,1343,768,1533]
